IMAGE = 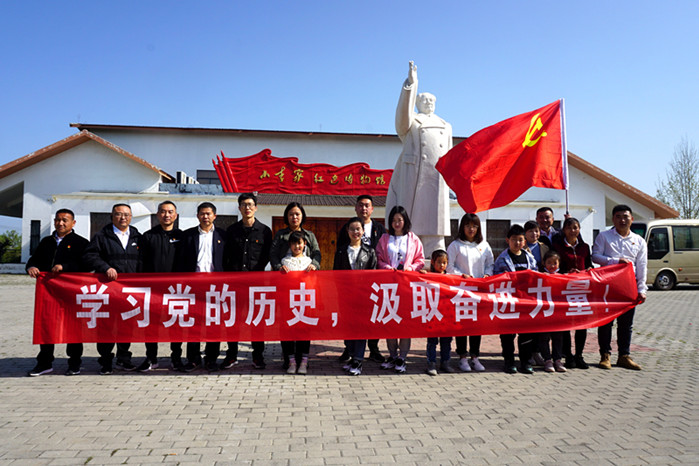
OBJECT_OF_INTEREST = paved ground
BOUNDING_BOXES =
[0,274,697,465]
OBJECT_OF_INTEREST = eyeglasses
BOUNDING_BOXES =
[240,203,256,209]
[113,213,131,218]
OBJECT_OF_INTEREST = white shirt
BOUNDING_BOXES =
[281,255,312,271]
[446,239,494,278]
[112,225,130,250]
[362,220,372,246]
[387,235,408,269]
[592,227,648,294]
[347,244,361,270]
[196,226,214,272]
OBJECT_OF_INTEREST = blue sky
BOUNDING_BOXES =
[1,1,698,229]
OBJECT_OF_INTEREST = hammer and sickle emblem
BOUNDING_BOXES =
[522,113,547,148]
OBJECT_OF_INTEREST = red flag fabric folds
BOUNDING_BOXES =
[436,100,566,213]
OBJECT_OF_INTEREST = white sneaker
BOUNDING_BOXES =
[381,357,396,370]
[459,357,472,372]
[286,360,297,374]
[394,358,406,373]
[297,358,308,375]
[470,357,485,372]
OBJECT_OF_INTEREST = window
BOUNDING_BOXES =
[30,220,41,255]
[90,213,112,240]
[196,170,221,185]
[214,215,238,231]
[647,227,669,260]
[486,219,511,256]
[673,226,699,251]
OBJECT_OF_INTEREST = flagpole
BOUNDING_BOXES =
[560,98,569,215]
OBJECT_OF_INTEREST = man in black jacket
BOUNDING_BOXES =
[136,200,184,372]
[27,209,89,376]
[83,203,141,375]
[177,202,227,372]
[223,193,272,369]
[336,194,387,363]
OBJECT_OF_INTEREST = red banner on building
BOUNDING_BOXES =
[213,149,393,196]
[33,264,638,344]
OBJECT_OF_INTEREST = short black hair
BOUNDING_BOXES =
[612,204,633,215]
[288,230,306,245]
[112,203,131,213]
[283,202,306,226]
[457,213,483,243]
[507,224,525,238]
[238,193,257,206]
[536,206,554,216]
[356,194,373,204]
[346,217,364,230]
[562,217,580,229]
[157,200,177,211]
[387,205,411,235]
[197,202,217,214]
[55,208,75,219]
[431,249,448,262]
[543,250,560,263]
[523,220,540,232]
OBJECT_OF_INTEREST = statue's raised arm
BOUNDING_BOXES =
[396,61,419,139]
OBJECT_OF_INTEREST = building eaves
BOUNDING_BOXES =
[0,130,175,182]
[68,123,677,218]
[567,151,678,219]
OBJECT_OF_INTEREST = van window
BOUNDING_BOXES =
[673,226,699,251]
[631,223,647,238]
[647,227,669,260]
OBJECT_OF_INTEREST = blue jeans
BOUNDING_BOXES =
[345,340,367,361]
[598,307,635,356]
[426,337,452,363]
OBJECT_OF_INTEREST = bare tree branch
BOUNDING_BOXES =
[656,136,699,219]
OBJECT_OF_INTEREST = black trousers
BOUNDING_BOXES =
[36,343,83,368]
[96,343,131,368]
[144,342,185,362]
[184,342,220,365]
[562,329,588,358]
[500,333,535,365]
[281,341,311,363]
[455,335,482,357]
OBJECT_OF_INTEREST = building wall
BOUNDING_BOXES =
[1,141,164,261]
[7,128,660,264]
[86,129,406,178]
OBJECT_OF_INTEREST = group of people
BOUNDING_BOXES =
[26,194,647,378]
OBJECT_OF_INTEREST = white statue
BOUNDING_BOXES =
[386,61,452,255]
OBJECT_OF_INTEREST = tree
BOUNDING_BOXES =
[0,230,21,263]
[656,137,699,219]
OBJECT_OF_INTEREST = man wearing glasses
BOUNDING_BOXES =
[223,193,273,369]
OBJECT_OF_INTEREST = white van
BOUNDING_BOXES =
[631,219,699,290]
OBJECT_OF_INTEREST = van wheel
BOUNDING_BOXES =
[654,271,676,290]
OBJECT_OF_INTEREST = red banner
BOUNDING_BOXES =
[436,100,566,213]
[33,264,638,344]
[213,149,393,196]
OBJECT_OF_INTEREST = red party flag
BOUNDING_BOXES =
[436,100,567,213]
